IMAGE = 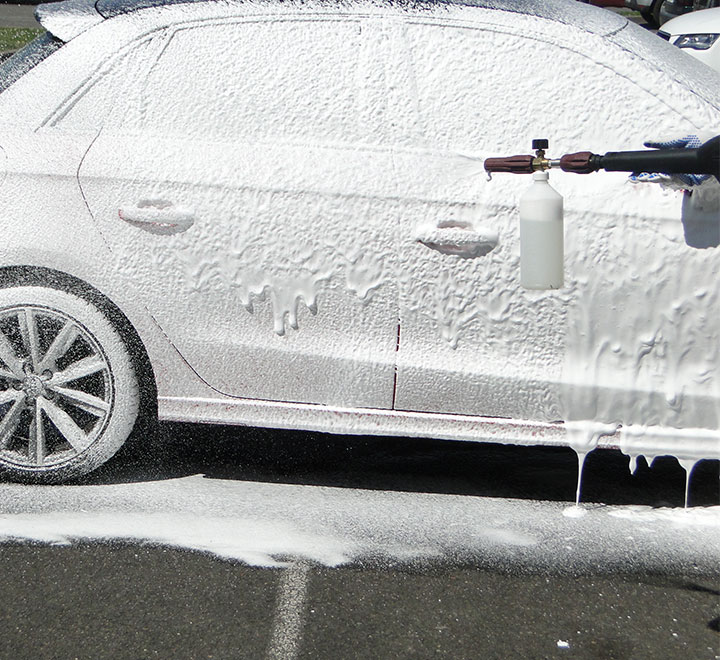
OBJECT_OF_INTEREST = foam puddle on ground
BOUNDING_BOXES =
[0,476,717,571]
[0,513,354,568]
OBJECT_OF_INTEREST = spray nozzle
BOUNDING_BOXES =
[484,135,720,181]
[484,139,560,175]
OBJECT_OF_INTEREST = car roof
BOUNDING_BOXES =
[36,0,628,43]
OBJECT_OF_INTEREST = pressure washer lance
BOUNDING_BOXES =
[484,136,720,290]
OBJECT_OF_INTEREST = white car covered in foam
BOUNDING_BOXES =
[0,0,718,484]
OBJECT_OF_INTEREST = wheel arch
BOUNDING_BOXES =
[0,265,158,422]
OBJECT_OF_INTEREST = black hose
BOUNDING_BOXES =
[599,136,720,179]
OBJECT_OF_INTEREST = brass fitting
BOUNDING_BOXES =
[532,139,551,172]
[532,156,552,172]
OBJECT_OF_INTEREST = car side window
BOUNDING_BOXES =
[51,39,156,132]
[401,21,675,154]
[135,18,369,143]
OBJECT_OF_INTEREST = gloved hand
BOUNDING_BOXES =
[629,134,713,189]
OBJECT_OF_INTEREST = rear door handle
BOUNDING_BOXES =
[119,200,195,235]
[416,226,498,258]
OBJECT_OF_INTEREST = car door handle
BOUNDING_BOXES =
[416,226,498,258]
[118,200,195,235]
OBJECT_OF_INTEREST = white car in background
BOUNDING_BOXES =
[659,7,720,71]
[0,0,718,484]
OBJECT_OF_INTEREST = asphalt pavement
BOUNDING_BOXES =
[0,424,717,659]
[0,4,40,29]
[0,542,718,660]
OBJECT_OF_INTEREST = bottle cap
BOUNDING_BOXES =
[533,171,549,181]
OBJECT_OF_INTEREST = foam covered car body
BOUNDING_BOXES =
[0,0,718,483]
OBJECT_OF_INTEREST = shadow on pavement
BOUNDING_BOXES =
[83,421,720,508]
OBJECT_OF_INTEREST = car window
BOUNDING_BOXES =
[135,18,369,143]
[402,22,681,154]
[51,39,156,132]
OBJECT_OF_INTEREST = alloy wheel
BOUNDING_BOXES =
[0,305,114,469]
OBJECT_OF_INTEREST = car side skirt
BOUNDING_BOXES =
[158,395,566,445]
[158,396,720,462]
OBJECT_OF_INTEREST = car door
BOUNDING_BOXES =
[77,14,400,409]
[389,17,720,443]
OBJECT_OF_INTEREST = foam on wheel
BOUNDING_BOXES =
[0,285,139,483]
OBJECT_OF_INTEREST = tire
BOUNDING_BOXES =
[0,285,139,483]
[642,0,662,27]
[652,0,664,26]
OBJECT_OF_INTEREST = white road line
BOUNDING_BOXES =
[266,563,311,660]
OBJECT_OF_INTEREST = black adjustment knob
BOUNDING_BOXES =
[532,139,549,151]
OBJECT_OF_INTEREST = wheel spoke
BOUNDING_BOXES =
[18,309,40,371]
[28,401,45,467]
[41,399,91,454]
[0,398,25,449]
[0,390,22,406]
[51,356,107,386]
[52,385,109,417]
[39,322,80,373]
[0,330,23,378]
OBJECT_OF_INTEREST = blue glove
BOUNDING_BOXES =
[629,135,710,188]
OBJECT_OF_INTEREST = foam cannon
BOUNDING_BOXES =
[484,136,720,290]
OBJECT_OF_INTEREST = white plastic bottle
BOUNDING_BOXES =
[519,171,564,290]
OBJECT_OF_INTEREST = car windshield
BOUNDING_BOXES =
[0,32,63,95]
